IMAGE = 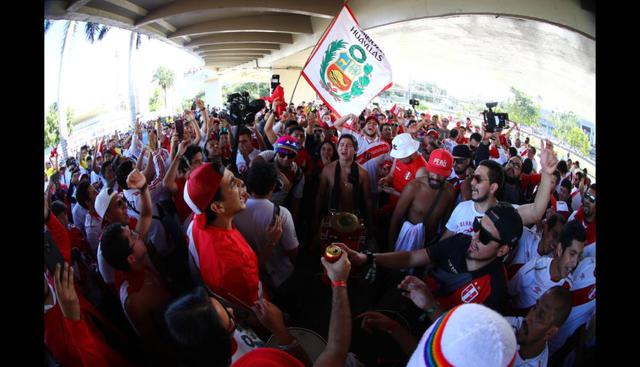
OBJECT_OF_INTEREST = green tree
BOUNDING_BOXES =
[149,87,161,112]
[501,87,541,126]
[152,66,175,109]
[45,103,60,149]
[551,110,579,139]
[565,125,591,156]
[222,82,270,100]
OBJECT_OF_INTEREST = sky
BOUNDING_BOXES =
[45,21,204,117]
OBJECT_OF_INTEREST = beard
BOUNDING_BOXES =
[472,191,489,203]
[364,128,377,138]
[454,165,467,175]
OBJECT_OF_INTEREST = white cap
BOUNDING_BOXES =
[94,188,117,219]
[390,133,420,159]
[406,304,517,367]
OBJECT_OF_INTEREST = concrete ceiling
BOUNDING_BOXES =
[45,0,594,72]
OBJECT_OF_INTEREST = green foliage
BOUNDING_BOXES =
[66,108,74,136]
[84,22,110,43]
[45,103,60,148]
[320,40,347,87]
[152,66,175,108]
[222,82,270,100]
[149,87,161,112]
[501,87,541,126]
[565,126,591,156]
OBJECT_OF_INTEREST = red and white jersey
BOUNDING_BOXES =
[508,257,572,310]
[569,187,582,212]
[351,131,390,194]
[505,316,549,367]
[445,200,485,236]
[518,146,528,157]
[568,209,596,258]
[230,325,265,363]
[548,257,595,354]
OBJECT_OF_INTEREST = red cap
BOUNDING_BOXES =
[426,129,439,139]
[366,115,379,124]
[499,134,508,147]
[456,121,462,127]
[232,348,304,367]
[426,148,453,177]
[183,163,224,215]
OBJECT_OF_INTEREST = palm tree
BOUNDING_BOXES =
[45,20,110,159]
[152,66,175,111]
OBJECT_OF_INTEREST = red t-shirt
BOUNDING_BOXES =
[173,176,191,224]
[191,214,260,307]
[294,148,309,171]
[391,154,427,193]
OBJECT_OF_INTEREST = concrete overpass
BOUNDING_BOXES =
[45,0,595,106]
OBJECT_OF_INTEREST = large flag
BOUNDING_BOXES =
[301,5,393,118]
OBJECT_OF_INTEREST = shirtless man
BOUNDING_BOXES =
[315,134,373,229]
[389,148,457,252]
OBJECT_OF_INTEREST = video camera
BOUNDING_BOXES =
[482,102,509,133]
[409,98,420,108]
[224,91,266,126]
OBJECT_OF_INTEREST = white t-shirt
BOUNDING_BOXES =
[445,200,485,236]
[97,242,116,285]
[548,257,596,354]
[510,227,545,267]
[90,171,101,185]
[442,138,457,153]
[72,203,88,236]
[350,130,390,196]
[230,325,265,364]
[236,148,261,177]
[234,198,299,287]
[508,257,572,310]
[505,316,549,367]
[84,213,102,255]
[569,188,582,212]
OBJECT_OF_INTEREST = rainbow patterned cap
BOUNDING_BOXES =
[274,135,300,154]
[407,304,517,367]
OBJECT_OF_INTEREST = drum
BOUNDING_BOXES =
[319,212,366,251]
[265,327,327,363]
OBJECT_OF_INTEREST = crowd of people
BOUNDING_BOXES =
[44,92,596,367]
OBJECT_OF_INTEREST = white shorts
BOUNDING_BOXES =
[394,221,425,253]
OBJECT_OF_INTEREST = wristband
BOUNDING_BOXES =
[331,280,347,288]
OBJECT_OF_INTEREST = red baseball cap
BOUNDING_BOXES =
[426,148,453,177]
[366,115,379,124]
[426,129,439,139]
[232,348,304,367]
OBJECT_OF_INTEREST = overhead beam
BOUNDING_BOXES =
[203,56,259,61]
[169,14,313,38]
[185,33,293,48]
[195,43,281,52]
[135,0,338,27]
[66,0,91,12]
[197,50,271,56]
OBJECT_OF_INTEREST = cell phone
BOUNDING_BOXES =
[175,119,184,139]
[142,130,149,146]
[271,204,280,226]
[44,231,65,274]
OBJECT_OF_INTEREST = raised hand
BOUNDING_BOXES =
[331,243,367,266]
[320,251,352,282]
[126,168,147,190]
[398,275,435,311]
[539,139,559,175]
[53,263,81,320]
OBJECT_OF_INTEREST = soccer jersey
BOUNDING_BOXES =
[508,257,571,310]
[351,130,390,195]
[445,200,485,236]
[508,227,546,279]
[505,316,549,367]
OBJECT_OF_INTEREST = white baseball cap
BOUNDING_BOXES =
[95,188,118,219]
[406,303,517,367]
[390,133,420,159]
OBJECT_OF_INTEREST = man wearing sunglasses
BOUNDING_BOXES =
[447,144,473,205]
[568,183,596,258]
[340,201,524,316]
[503,155,543,206]
[443,139,558,238]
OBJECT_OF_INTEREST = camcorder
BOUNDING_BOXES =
[409,98,420,108]
[271,74,280,92]
[482,102,509,133]
[224,92,266,126]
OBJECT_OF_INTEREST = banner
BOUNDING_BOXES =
[301,5,393,118]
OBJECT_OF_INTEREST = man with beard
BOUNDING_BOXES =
[380,122,394,145]
[334,113,391,206]
[508,220,586,313]
[568,183,596,258]
[341,202,525,315]
[388,148,456,252]
[505,286,573,367]
[447,144,473,205]
[502,155,543,205]
[441,139,558,240]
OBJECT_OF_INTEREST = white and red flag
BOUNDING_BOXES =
[301,4,393,118]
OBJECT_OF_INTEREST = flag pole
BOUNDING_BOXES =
[288,1,348,106]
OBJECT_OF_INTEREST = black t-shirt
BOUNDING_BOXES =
[425,234,508,314]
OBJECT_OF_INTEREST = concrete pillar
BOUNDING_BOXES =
[277,68,317,105]
[204,77,223,108]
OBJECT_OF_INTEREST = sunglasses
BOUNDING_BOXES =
[473,217,502,246]
[471,174,488,183]
[277,151,297,159]
[583,192,596,204]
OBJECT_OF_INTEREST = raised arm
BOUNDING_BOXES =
[163,139,189,195]
[314,253,352,367]
[335,242,432,270]
[127,169,152,240]
[333,113,357,134]
[264,99,280,145]
[517,139,559,225]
